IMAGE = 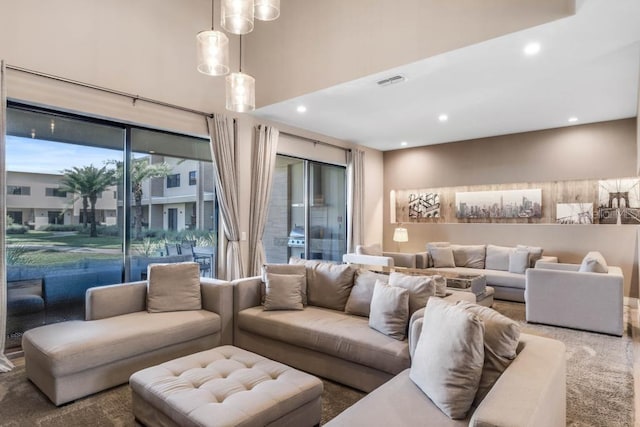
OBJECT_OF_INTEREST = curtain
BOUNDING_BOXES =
[248,125,279,276]
[347,148,365,254]
[207,115,244,280]
[0,61,15,372]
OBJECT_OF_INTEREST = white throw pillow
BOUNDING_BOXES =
[451,244,486,269]
[508,249,530,274]
[579,251,609,273]
[356,243,383,256]
[516,245,544,268]
[147,262,201,313]
[485,245,513,271]
[410,298,485,419]
[369,280,410,340]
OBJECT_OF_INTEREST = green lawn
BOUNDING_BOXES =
[7,231,122,249]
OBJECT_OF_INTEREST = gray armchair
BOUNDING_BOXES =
[525,261,624,336]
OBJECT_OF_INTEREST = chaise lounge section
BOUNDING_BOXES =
[22,267,233,406]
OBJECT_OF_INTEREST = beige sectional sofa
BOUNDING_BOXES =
[233,262,475,392]
[22,276,233,405]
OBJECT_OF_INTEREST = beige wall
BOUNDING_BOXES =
[384,118,639,298]
[245,0,574,106]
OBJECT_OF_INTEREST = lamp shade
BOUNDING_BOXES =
[226,72,255,112]
[255,0,280,21]
[221,0,254,35]
[196,30,230,76]
[393,227,409,243]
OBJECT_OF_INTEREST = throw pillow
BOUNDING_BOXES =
[369,280,410,340]
[290,258,356,311]
[429,246,456,268]
[451,244,486,269]
[389,272,435,316]
[579,251,609,273]
[508,249,530,274]
[263,273,304,311]
[410,298,485,419]
[356,243,383,256]
[485,244,513,271]
[516,244,544,268]
[147,262,201,313]
[262,263,308,304]
[456,301,520,405]
[432,275,447,297]
[345,269,388,317]
[426,242,451,267]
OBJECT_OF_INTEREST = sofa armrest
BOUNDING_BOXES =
[232,276,262,313]
[536,255,558,265]
[471,333,566,427]
[200,278,234,345]
[382,251,416,269]
[85,281,147,320]
[343,253,394,267]
[414,252,430,269]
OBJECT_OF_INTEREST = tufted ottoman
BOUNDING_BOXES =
[129,345,323,427]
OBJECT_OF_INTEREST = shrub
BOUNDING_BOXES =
[40,224,84,232]
[6,224,29,234]
[96,225,120,236]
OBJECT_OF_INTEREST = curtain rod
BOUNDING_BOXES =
[280,130,352,152]
[6,64,214,118]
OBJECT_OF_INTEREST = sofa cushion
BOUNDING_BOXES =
[289,260,356,311]
[356,244,383,256]
[579,251,609,273]
[22,310,221,377]
[485,245,514,271]
[369,280,410,340]
[456,302,520,405]
[345,270,388,317]
[426,242,451,268]
[263,273,304,311]
[389,272,435,316]
[147,262,201,313]
[262,264,307,304]
[451,244,486,269]
[516,245,544,268]
[237,306,410,375]
[430,246,456,268]
[410,298,484,419]
[426,267,526,290]
[508,250,530,274]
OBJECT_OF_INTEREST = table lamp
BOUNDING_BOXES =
[393,226,409,251]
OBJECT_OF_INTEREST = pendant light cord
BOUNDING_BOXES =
[239,35,243,73]
[211,0,215,30]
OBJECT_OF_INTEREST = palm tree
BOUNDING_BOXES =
[110,157,172,240]
[60,165,116,237]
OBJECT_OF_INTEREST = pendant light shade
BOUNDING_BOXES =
[196,30,230,76]
[255,0,280,21]
[221,0,254,35]
[225,72,255,112]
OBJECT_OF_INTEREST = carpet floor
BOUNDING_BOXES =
[0,302,634,426]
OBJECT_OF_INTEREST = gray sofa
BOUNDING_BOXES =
[22,278,233,405]
[347,243,558,302]
[232,265,475,393]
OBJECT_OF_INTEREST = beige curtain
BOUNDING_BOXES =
[248,125,279,276]
[0,61,15,372]
[347,149,365,254]
[207,115,244,280]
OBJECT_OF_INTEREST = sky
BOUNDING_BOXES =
[6,136,129,175]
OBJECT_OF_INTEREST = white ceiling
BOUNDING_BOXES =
[252,0,640,151]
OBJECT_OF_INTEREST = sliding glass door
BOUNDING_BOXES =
[4,103,217,352]
[264,155,347,264]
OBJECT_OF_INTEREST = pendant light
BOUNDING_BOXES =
[255,0,280,21]
[196,0,229,76]
[221,0,254,35]
[226,35,255,112]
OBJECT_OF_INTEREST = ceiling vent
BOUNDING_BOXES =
[376,74,406,87]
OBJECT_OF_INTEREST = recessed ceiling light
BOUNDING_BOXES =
[568,117,578,123]
[438,114,448,122]
[296,105,307,113]
[523,42,541,56]
[400,141,408,147]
